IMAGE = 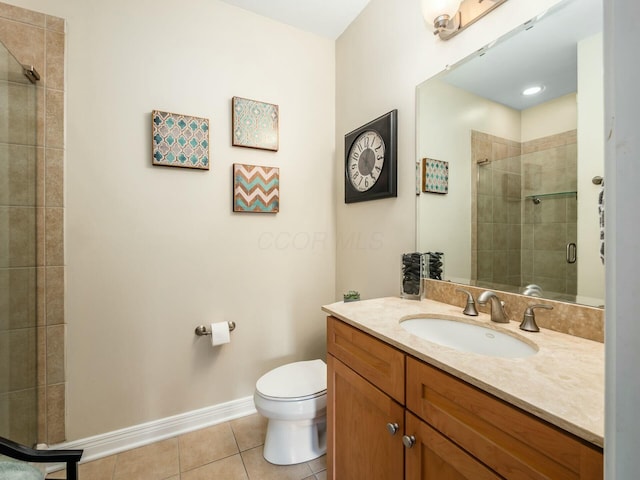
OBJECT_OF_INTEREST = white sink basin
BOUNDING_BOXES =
[400,317,537,358]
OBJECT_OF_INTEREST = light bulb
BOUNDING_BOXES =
[522,85,545,96]
[421,0,461,27]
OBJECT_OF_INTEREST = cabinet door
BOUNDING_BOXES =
[406,358,603,479]
[328,355,404,480]
[405,412,501,480]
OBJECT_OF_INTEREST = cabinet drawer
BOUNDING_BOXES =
[406,358,603,479]
[327,316,405,403]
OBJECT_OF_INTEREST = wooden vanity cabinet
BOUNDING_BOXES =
[327,316,405,479]
[327,316,604,480]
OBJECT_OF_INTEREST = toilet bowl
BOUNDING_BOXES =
[253,359,327,465]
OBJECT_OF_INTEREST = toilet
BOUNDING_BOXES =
[253,359,327,465]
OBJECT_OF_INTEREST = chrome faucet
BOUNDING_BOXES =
[477,291,509,323]
[522,284,543,297]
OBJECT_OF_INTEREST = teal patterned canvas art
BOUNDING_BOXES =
[232,97,279,151]
[152,110,210,169]
[422,158,449,194]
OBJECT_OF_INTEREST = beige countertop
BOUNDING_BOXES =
[322,296,604,448]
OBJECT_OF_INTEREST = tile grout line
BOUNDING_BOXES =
[176,433,182,478]
[229,420,252,480]
[110,450,117,480]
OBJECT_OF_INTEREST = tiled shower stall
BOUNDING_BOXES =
[472,129,578,298]
[0,1,66,445]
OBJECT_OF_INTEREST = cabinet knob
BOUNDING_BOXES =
[402,435,416,448]
[386,422,399,435]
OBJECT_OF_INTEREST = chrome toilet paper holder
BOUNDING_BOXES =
[194,321,236,336]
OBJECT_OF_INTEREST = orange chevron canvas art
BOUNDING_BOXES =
[233,163,280,213]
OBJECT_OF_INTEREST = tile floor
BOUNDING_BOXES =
[46,414,326,480]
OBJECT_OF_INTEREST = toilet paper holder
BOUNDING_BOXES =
[194,321,236,336]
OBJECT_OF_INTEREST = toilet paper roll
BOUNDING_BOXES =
[210,322,231,347]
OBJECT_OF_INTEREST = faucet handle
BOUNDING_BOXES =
[455,288,478,316]
[520,304,553,332]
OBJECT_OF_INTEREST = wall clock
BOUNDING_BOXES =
[344,109,397,203]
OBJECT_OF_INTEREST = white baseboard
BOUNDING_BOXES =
[51,396,257,465]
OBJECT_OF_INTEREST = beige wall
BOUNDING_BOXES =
[577,33,605,302]
[521,93,577,142]
[5,0,335,440]
[335,0,564,300]
[416,80,521,281]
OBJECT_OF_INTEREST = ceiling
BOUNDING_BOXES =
[218,0,602,110]
[218,0,371,39]
[441,0,602,110]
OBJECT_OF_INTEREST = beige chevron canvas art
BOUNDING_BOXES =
[233,163,280,213]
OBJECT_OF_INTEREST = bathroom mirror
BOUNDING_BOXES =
[416,0,604,307]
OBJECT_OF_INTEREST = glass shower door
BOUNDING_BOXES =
[0,39,39,446]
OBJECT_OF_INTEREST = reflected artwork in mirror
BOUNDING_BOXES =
[416,0,604,307]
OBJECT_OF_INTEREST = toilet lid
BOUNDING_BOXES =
[256,359,326,399]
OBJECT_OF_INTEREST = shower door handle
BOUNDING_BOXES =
[566,243,577,264]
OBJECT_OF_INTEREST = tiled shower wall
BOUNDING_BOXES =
[471,131,523,286]
[0,1,66,444]
[471,129,578,297]
[521,130,578,295]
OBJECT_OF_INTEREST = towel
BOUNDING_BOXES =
[598,179,605,264]
[0,461,44,480]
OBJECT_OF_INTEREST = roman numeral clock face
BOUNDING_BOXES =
[347,131,385,192]
[344,109,397,203]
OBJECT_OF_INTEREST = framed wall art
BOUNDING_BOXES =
[233,163,279,213]
[152,110,209,169]
[232,96,279,151]
[422,158,449,194]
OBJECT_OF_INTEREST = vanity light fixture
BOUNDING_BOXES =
[421,0,509,40]
[522,85,545,96]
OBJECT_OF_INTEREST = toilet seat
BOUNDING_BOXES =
[255,389,326,402]
[256,359,326,401]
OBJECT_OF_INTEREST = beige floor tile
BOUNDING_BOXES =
[230,413,267,451]
[113,438,179,480]
[241,446,312,480]
[181,454,248,480]
[315,471,327,480]
[179,422,239,472]
[307,455,326,474]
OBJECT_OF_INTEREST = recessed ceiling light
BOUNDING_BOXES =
[522,85,544,96]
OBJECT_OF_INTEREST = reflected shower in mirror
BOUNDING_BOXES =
[416,0,604,307]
